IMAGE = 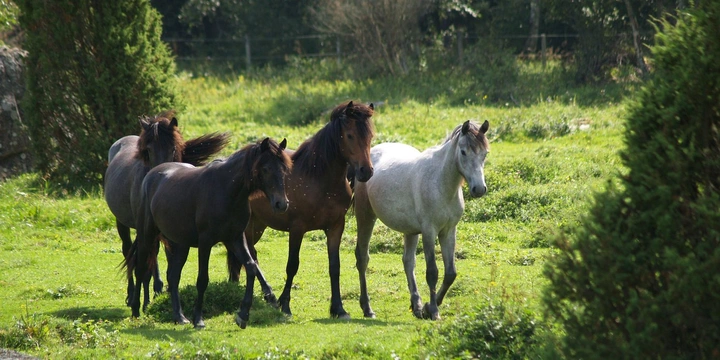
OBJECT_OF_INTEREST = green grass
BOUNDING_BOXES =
[0,60,632,358]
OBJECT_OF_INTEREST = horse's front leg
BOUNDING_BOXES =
[403,234,423,318]
[436,227,458,307]
[325,223,350,319]
[355,202,378,318]
[234,246,256,330]
[192,244,212,329]
[420,230,440,321]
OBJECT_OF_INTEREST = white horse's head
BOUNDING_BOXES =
[455,120,490,198]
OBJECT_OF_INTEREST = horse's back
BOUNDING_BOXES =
[108,135,139,163]
[359,143,426,234]
[105,135,143,228]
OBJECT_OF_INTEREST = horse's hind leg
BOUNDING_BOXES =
[166,242,191,325]
[403,234,423,318]
[117,221,134,306]
[152,236,165,295]
[436,227,458,307]
[278,230,306,316]
[192,244,211,329]
[355,188,377,318]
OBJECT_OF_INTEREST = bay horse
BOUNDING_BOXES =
[352,120,490,320]
[104,110,229,309]
[127,137,291,329]
[238,101,375,319]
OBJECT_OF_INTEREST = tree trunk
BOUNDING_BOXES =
[524,0,540,53]
[624,0,648,74]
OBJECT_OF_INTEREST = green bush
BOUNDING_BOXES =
[423,301,546,359]
[544,3,720,358]
[17,0,179,187]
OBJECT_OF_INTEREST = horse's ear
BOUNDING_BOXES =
[139,118,150,132]
[369,103,374,110]
[279,138,287,150]
[170,117,178,128]
[260,137,270,151]
[346,101,354,111]
[480,120,490,134]
[461,120,471,135]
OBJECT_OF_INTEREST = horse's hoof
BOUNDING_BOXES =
[422,302,440,321]
[174,316,191,325]
[364,311,376,319]
[234,312,248,329]
[263,293,278,307]
[333,312,351,320]
[194,320,205,329]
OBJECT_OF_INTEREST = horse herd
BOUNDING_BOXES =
[104,101,490,329]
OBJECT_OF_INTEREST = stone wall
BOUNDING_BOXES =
[0,46,31,181]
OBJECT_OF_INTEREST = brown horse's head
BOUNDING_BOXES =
[136,110,184,167]
[249,137,292,213]
[331,101,375,182]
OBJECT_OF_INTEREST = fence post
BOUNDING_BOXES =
[245,34,252,71]
[457,30,464,68]
[336,36,341,65]
[541,33,547,69]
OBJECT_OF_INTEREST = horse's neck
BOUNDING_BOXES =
[425,140,464,199]
[215,152,252,199]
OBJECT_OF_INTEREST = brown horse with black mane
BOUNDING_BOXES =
[235,101,375,319]
[104,110,229,310]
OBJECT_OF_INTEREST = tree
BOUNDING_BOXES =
[311,0,434,76]
[544,2,720,358]
[17,0,179,187]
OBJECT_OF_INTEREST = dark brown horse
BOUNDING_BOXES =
[237,101,375,319]
[104,111,229,309]
[127,138,292,329]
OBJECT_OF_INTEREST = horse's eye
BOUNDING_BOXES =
[461,150,467,156]
[347,134,354,140]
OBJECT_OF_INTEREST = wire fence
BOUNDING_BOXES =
[165,31,652,70]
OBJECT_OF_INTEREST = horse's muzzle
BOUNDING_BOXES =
[470,185,487,198]
[272,197,290,213]
[355,166,374,183]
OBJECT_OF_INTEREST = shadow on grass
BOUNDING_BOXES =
[311,317,406,327]
[144,281,289,328]
[51,306,128,322]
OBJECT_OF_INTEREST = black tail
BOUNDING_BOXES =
[121,239,138,284]
[182,132,231,166]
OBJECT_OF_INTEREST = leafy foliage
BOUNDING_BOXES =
[544,3,720,358]
[17,0,179,187]
[422,301,549,359]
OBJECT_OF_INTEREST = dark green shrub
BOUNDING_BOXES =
[17,0,179,187]
[544,3,720,358]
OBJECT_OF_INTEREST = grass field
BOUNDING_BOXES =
[0,61,632,358]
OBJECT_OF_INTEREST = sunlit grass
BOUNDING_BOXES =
[0,60,632,358]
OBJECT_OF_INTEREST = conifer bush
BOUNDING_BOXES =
[17,0,178,187]
[544,2,720,358]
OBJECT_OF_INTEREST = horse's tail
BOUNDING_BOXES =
[120,239,138,283]
[182,132,231,166]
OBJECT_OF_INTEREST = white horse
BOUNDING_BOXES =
[352,120,490,320]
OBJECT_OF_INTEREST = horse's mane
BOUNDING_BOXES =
[233,138,292,193]
[292,101,374,178]
[135,110,184,164]
[444,121,490,151]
